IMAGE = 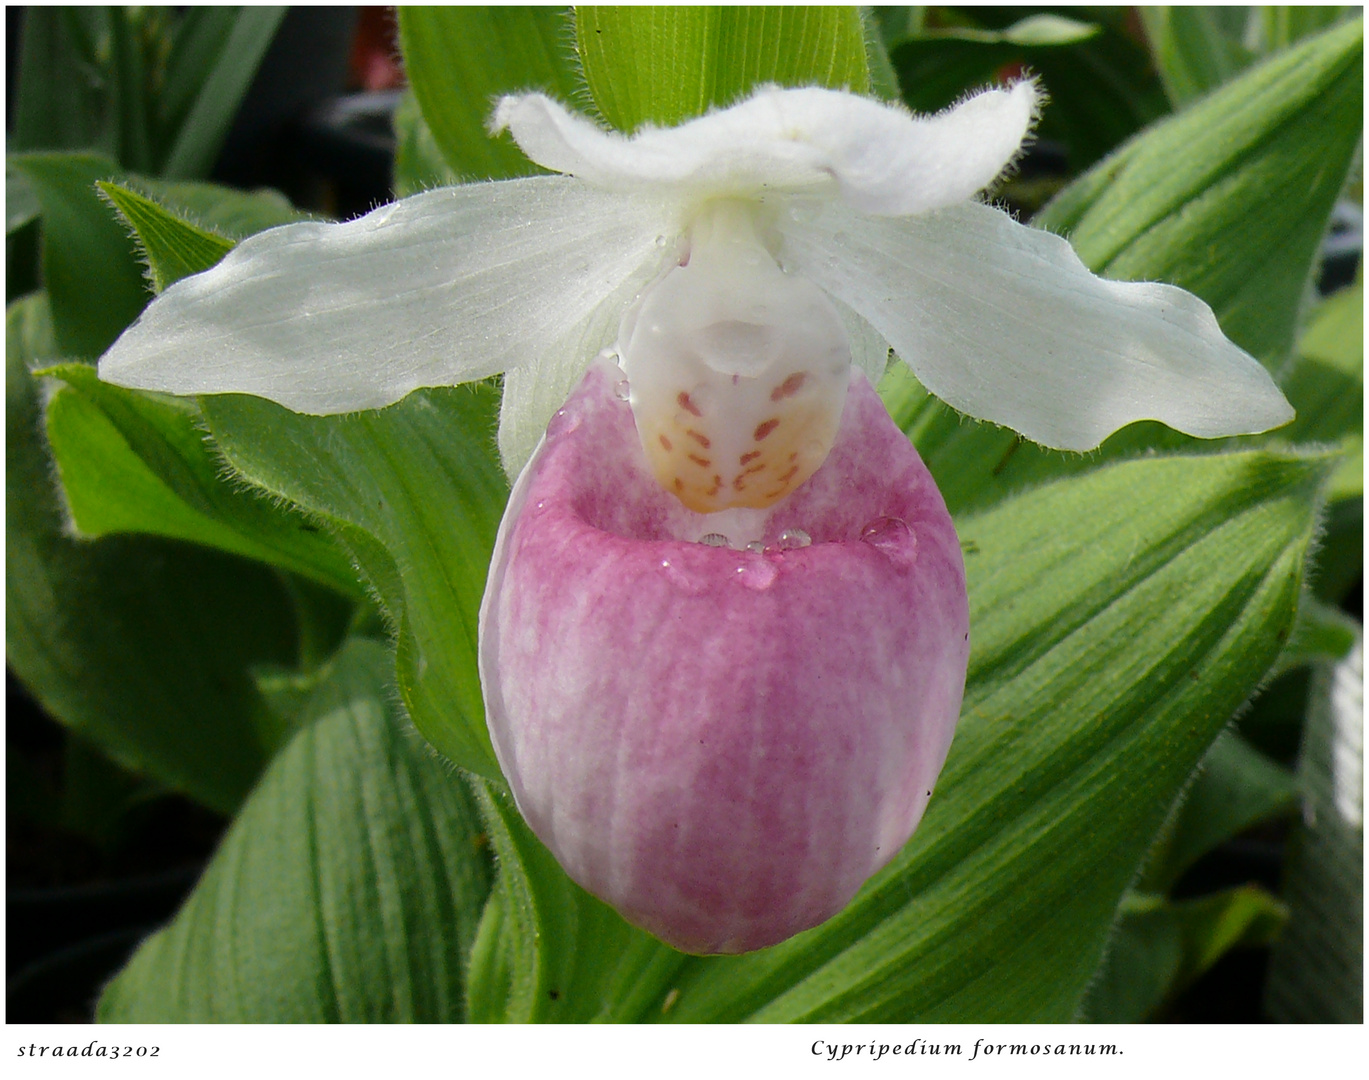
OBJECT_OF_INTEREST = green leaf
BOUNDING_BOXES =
[1265,632,1364,1022]
[42,362,363,600]
[129,178,308,240]
[158,7,285,179]
[1139,731,1297,894]
[10,152,149,359]
[1140,6,1256,107]
[6,294,298,814]
[392,89,461,198]
[459,448,1328,1022]
[1083,885,1288,1022]
[201,386,511,782]
[11,8,112,156]
[1142,6,1355,108]
[577,6,869,132]
[397,7,580,181]
[1038,18,1362,371]
[1285,281,1363,504]
[6,166,41,235]
[97,182,234,292]
[1273,595,1360,677]
[97,638,494,1022]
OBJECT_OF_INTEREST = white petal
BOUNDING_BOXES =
[783,200,1294,450]
[99,176,671,414]
[492,83,1038,215]
[832,298,891,387]
[497,255,660,480]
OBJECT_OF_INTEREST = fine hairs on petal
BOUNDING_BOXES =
[491,82,1042,215]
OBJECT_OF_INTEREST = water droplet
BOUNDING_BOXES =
[660,559,671,569]
[535,500,546,510]
[775,528,811,550]
[746,541,766,554]
[735,559,778,590]
[654,234,667,247]
[613,379,631,401]
[860,516,917,566]
[545,404,581,439]
[699,533,731,548]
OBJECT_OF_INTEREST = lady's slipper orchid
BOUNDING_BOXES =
[98,84,1293,954]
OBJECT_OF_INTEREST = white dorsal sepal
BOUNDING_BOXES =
[618,199,851,513]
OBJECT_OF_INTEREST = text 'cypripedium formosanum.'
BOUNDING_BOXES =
[99,84,1293,954]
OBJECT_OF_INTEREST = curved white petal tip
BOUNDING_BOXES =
[492,81,1040,216]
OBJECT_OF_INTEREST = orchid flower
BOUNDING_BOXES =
[98,84,1292,954]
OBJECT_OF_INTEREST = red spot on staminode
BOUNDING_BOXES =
[659,434,673,452]
[674,477,684,492]
[742,463,766,476]
[753,418,779,441]
[687,453,711,468]
[777,465,800,484]
[677,391,702,417]
[707,475,722,496]
[770,372,807,401]
[739,450,761,465]
[686,429,711,448]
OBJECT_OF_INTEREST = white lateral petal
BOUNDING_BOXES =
[783,200,1293,450]
[99,176,671,414]
[492,83,1038,215]
[832,298,891,387]
[497,253,660,480]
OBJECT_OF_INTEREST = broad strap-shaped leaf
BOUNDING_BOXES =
[43,362,363,599]
[1083,885,1288,1022]
[11,8,111,156]
[97,639,493,1022]
[646,448,1327,1021]
[157,7,285,179]
[1138,730,1297,894]
[1141,6,1353,108]
[11,153,149,359]
[576,6,870,133]
[397,6,581,181]
[6,294,297,813]
[202,387,511,781]
[1265,634,1363,1022]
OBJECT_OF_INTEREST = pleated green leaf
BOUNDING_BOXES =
[1265,633,1364,1022]
[201,386,510,782]
[97,638,493,1022]
[98,181,233,292]
[576,5,869,132]
[43,362,362,599]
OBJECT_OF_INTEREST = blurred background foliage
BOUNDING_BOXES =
[5,6,1362,1023]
